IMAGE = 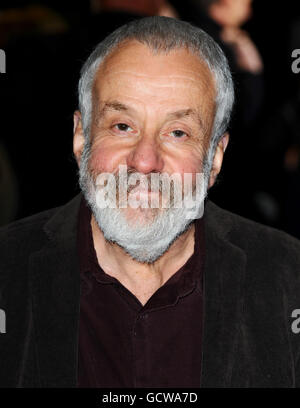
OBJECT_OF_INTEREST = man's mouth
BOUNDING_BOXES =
[129,189,159,196]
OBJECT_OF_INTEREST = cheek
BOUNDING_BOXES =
[184,159,202,175]
[173,145,206,173]
[169,155,204,184]
[88,142,128,175]
[88,145,115,175]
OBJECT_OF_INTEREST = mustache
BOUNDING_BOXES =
[90,167,183,193]
[90,168,199,206]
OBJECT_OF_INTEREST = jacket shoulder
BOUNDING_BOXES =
[0,193,82,282]
[0,205,62,281]
[0,206,60,244]
[205,199,300,268]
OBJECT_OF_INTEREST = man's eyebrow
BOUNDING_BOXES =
[99,101,132,115]
[97,102,205,131]
[166,108,205,131]
[94,100,133,124]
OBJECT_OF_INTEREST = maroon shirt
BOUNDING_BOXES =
[77,197,205,387]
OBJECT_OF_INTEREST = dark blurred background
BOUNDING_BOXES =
[1,0,300,239]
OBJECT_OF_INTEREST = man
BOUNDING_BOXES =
[0,16,299,388]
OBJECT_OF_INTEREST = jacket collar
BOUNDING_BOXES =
[29,195,246,387]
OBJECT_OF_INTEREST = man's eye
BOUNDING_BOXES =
[114,123,132,132]
[170,130,187,138]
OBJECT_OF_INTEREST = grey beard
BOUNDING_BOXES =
[78,141,209,264]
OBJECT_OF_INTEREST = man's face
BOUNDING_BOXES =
[75,41,221,262]
[89,41,215,218]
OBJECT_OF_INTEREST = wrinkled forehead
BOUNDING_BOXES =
[92,40,216,113]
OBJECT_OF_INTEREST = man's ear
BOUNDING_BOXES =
[208,132,230,189]
[73,110,85,167]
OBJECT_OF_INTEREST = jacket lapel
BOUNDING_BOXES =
[29,194,82,387]
[200,201,247,387]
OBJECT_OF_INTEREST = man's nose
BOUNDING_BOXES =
[126,136,164,174]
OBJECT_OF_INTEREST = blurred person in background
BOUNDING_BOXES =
[169,0,264,218]
[170,0,264,125]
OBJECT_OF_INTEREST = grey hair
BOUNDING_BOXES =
[78,16,234,166]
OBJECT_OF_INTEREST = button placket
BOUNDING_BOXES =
[133,312,149,386]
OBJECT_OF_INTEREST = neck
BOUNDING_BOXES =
[90,214,195,305]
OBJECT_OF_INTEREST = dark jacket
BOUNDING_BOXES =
[0,194,300,387]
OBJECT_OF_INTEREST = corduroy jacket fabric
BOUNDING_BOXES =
[0,193,300,387]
